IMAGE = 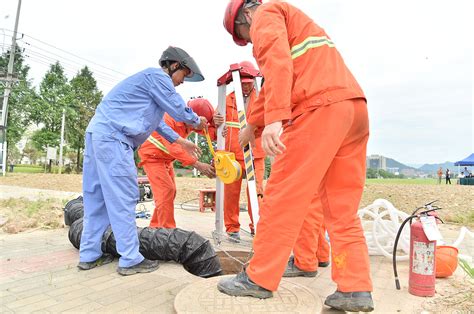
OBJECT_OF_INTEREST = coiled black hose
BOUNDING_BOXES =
[66,198,222,278]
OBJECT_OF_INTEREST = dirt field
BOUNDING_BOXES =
[1,173,472,223]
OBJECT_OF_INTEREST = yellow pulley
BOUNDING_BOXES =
[203,127,242,184]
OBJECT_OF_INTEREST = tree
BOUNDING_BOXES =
[68,66,103,171]
[30,62,72,151]
[174,133,214,170]
[22,141,40,164]
[366,168,378,179]
[0,45,37,153]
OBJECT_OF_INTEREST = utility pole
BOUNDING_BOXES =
[58,108,66,174]
[1,0,22,176]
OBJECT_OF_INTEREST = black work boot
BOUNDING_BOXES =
[217,271,273,299]
[318,261,330,267]
[282,256,318,277]
[227,232,241,243]
[77,253,114,270]
[117,258,159,276]
[324,291,374,312]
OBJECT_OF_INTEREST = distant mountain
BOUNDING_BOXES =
[386,158,416,171]
[407,163,424,168]
[418,162,456,173]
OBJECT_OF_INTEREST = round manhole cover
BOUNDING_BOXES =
[174,275,322,313]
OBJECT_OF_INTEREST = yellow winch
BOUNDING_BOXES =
[204,128,242,184]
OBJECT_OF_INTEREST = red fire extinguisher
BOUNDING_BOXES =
[393,201,443,297]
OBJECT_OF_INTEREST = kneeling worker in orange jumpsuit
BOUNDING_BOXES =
[138,98,223,228]
[219,1,374,312]
[223,61,265,241]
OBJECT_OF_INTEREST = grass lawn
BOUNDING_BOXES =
[12,165,45,173]
[366,178,439,185]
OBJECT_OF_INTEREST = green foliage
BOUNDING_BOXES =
[31,129,59,151]
[67,66,103,170]
[264,156,272,179]
[458,258,474,279]
[29,62,71,151]
[366,168,378,179]
[7,144,21,163]
[0,45,38,149]
[366,168,406,179]
[194,133,213,164]
[34,62,71,129]
[21,140,41,164]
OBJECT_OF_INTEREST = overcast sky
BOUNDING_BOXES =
[1,0,472,165]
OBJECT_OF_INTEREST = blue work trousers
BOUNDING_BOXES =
[79,132,144,267]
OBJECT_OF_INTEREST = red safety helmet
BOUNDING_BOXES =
[239,61,257,82]
[188,98,215,124]
[223,0,262,46]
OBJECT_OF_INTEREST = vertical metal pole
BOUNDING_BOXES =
[193,132,198,177]
[1,0,22,176]
[231,70,260,230]
[58,108,66,174]
[214,84,227,237]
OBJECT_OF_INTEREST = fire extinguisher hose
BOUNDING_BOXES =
[393,214,416,290]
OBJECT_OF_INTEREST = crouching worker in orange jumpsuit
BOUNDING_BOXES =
[138,98,223,228]
[223,61,265,242]
[219,1,374,312]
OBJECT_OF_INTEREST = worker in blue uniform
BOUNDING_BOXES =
[78,46,207,276]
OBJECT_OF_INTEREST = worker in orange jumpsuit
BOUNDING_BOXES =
[138,98,223,228]
[283,202,331,278]
[223,61,265,241]
[242,80,332,274]
[218,1,374,312]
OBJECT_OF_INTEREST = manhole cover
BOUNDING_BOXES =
[174,275,322,313]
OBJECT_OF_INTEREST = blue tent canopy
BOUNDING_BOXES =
[454,153,474,166]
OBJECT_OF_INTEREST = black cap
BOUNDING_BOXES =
[159,46,204,82]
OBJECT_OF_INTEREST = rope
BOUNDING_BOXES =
[359,199,473,263]
[358,199,411,261]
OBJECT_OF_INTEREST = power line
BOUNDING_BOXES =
[0,29,127,87]
[1,42,118,88]
[1,41,123,83]
[25,55,115,89]
[1,28,127,76]
[24,49,120,84]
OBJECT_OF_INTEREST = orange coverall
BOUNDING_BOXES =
[138,113,216,228]
[249,92,331,267]
[224,90,265,233]
[245,1,372,293]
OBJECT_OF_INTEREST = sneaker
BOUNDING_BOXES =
[78,254,114,271]
[227,232,241,243]
[117,258,159,276]
[318,261,330,267]
[282,256,317,277]
[324,291,374,312]
[217,271,273,299]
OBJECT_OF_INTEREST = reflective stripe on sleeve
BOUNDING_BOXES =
[291,36,335,59]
